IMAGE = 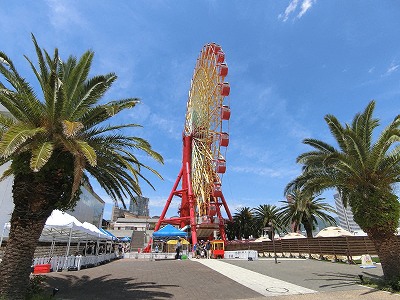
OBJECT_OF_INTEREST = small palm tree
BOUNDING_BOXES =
[233,207,254,239]
[279,189,336,237]
[285,101,400,281]
[252,204,283,238]
[0,35,163,299]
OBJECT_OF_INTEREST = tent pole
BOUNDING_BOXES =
[49,238,55,257]
[63,227,73,269]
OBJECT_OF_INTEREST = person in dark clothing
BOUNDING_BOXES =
[175,239,182,259]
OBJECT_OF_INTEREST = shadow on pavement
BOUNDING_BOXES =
[308,271,386,294]
[44,273,178,299]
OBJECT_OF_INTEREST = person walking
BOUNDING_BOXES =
[205,240,212,259]
[175,239,182,260]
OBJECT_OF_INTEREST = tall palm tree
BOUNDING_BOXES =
[279,189,336,237]
[233,207,254,239]
[252,204,283,238]
[285,101,400,281]
[0,35,163,299]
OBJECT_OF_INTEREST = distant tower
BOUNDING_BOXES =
[334,193,361,233]
[129,196,150,217]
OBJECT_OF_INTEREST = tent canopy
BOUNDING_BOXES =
[167,238,189,245]
[82,222,110,240]
[152,224,187,238]
[1,210,112,243]
[99,228,119,241]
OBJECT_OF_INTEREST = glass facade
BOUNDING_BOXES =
[67,185,105,227]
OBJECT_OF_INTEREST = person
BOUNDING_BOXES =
[205,240,212,259]
[154,245,159,253]
[193,243,198,258]
[175,239,182,259]
[118,243,123,257]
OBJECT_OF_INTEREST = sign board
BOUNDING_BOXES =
[360,254,376,269]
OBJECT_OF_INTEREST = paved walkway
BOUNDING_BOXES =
[42,257,400,299]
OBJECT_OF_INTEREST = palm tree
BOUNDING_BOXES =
[252,204,283,238]
[0,35,163,299]
[279,189,336,237]
[233,207,254,239]
[285,101,400,281]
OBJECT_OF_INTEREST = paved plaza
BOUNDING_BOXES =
[43,257,400,300]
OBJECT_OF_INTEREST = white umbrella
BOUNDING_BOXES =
[250,236,271,243]
[315,226,352,237]
[281,232,306,239]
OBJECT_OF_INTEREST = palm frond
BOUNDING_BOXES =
[30,141,54,172]
[0,124,45,158]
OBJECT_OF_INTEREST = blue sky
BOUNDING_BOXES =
[1,1,400,220]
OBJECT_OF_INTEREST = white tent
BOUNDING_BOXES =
[82,222,110,240]
[315,226,352,237]
[0,210,112,248]
[281,232,306,239]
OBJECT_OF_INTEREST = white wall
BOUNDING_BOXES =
[0,162,14,230]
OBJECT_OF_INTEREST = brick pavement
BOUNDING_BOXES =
[42,258,400,300]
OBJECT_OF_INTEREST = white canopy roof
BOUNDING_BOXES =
[82,221,110,239]
[1,210,112,243]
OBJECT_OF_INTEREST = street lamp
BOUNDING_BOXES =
[268,222,278,264]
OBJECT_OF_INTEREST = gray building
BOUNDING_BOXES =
[129,196,149,217]
[334,193,361,233]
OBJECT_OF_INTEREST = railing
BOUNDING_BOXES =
[32,253,118,272]
[225,236,399,261]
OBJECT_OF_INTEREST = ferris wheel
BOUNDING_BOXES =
[185,43,232,221]
[146,43,233,250]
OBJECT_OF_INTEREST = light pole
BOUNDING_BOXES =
[268,222,278,264]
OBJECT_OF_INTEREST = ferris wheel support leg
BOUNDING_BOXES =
[220,193,233,222]
[185,162,198,245]
[215,201,227,242]
[157,168,184,231]
[143,168,183,253]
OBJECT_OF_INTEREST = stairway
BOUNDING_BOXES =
[131,230,146,251]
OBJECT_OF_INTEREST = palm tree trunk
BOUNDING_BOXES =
[0,172,55,300]
[366,228,400,281]
[0,209,50,299]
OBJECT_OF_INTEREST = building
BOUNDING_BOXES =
[108,216,159,248]
[129,196,149,216]
[334,193,362,233]
[0,162,105,229]
[67,184,105,228]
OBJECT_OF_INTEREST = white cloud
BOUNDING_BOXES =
[231,166,299,179]
[279,0,299,22]
[279,0,316,22]
[297,0,315,19]
[386,62,399,75]
[45,0,85,29]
